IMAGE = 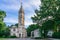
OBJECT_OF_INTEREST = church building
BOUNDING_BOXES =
[10,1,27,38]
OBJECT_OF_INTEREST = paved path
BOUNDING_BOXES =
[1,38,60,40]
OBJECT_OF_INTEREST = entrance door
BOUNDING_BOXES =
[19,34,21,37]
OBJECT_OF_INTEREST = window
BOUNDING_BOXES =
[13,34,16,36]
[13,28,15,31]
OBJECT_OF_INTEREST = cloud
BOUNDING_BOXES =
[24,0,41,9]
[4,17,33,28]
[4,17,18,24]
[25,20,33,26]
[0,4,19,11]
[0,0,40,10]
[0,0,20,11]
[0,0,41,28]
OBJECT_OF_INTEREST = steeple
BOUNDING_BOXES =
[18,0,24,27]
[10,0,27,38]
[19,0,24,13]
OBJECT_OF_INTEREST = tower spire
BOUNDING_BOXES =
[20,0,22,6]
[19,0,24,13]
[10,0,27,38]
[19,0,24,26]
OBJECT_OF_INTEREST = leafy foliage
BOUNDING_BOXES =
[31,0,60,38]
[0,10,6,31]
[26,24,40,37]
[42,20,55,30]
[52,32,60,38]
[0,10,6,21]
[0,10,9,37]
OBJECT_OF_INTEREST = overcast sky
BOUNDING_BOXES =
[0,0,41,28]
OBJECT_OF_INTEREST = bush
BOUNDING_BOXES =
[10,36,17,38]
[0,35,10,38]
[52,32,60,38]
[34,37,44,39]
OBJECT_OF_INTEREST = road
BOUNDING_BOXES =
[1,38,60,40]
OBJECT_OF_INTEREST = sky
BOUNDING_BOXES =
[0,0,41,28]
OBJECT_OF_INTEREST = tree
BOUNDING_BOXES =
[42,20,55,37]
[0,10,6,31]
[31,0,60,37]
[0,10,7,37]
[0,10,6,21]
[26,24,39,37]
[15,23,18,27]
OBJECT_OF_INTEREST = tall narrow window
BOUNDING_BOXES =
[13,28,15,31]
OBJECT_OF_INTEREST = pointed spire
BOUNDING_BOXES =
[20,0,22,6]
[19,0,24,13]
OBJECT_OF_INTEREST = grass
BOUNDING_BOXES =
[0,38,4,40]
[0,38,6,40]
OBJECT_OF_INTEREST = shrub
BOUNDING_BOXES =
[10,36,17,38]
[52,32,60,38]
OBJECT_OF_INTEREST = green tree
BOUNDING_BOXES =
[26,24,39,37]
[0,10,7,37]
[31,0,60,37]
[0,10,6,21]
[42,20,55,37]
[15,23,18,27]
[0,10,6,31]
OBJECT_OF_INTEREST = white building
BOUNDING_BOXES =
[10,1,27,38]
[31,29,41,38]
[31,29,54,38]
[10,26,27,38]
[47,30,54,37]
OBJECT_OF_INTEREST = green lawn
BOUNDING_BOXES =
[0,38,5,40]
[0,38,4,40]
